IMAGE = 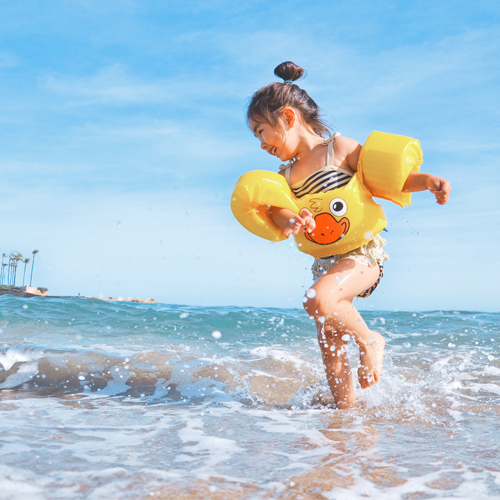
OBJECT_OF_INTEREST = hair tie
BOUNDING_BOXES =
[284,80,294,84]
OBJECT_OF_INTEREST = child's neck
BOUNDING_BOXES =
[292,129,326,165]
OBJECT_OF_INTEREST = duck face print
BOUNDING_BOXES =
[304,198,350,245]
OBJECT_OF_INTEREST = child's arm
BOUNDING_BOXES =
[403,172,451,205]
[270,207,315,237]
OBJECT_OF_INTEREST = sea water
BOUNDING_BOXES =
[0,296,499,499]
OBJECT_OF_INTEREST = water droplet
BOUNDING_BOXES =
[212,330,222,339]
[306,289,316,299]
[179,312,189,319]
[342,334,350,341]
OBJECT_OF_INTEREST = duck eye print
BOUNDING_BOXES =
[329,198,347,217]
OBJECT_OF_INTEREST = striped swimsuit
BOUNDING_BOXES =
[280,133,354,198]
[280,133,384,298]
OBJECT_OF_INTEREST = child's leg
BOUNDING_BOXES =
[304,258,385,395]
[317,322,356,408]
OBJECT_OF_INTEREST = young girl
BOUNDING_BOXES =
[242,61,451,409]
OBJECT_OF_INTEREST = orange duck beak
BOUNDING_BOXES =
[305,213,350,245]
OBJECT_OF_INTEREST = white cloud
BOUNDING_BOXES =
[41,64,243,107]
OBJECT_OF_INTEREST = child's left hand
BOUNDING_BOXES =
[427,176,451,205]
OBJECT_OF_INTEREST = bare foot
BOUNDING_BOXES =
[357,331,385,389]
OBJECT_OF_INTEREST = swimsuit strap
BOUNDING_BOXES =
[323,132,340,168]
[279,132,340,186]
[279,159,295,186]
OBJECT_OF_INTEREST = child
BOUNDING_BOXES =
[244,61,451,409]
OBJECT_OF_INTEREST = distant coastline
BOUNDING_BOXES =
[0,286,157,303]
[0,285,48,298]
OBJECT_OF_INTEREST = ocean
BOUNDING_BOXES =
[0,295,499,499]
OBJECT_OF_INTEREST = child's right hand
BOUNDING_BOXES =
[281,208,316,237]
[269,206,316,237]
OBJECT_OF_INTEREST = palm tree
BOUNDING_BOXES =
[1,254,6,285]
[1,263,6,285]
[0,253,7,285]
[8,253,15,285]
[9,262,15,286]
[22,258,30,286]
[30,250,39,286]
[8,252,22,287]
[13,252,23,286]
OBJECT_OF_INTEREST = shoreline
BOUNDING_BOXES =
[0,287,157,304]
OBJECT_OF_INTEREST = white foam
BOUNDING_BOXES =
[484,365,500,375]
[0,348,41,371]
[470,382,500,396]
[176,416,243,470]
[430,356,452,371]
[249,346,305,368]
[323,467,497,500]
[0,362,38,389]
[448,409,464,421]
[0,466,45,500]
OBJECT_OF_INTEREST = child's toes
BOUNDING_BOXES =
[358,367,378,388]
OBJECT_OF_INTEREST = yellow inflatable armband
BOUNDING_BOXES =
[230,170,299,242]
[357,131,423,208]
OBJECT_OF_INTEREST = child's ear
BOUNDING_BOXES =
[282,107,296,129]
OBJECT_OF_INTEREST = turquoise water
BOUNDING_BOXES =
[0,296,499,499]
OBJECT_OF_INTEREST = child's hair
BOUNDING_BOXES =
[247,61,330,138]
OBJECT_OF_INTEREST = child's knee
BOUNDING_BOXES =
[303,289,321,317]
[303,286,340,318]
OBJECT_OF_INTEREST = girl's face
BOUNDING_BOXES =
[250,111,299,162]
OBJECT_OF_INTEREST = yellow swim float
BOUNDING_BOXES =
[231,131,423,258]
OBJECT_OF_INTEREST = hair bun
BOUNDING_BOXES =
[274,61,305,82]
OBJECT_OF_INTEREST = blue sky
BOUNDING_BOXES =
[1,1,499,311]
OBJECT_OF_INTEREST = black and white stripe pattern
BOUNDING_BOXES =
[292,168,353,198]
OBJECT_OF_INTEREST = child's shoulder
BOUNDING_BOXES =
[334,135,360,152]
[334,135,362,172]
